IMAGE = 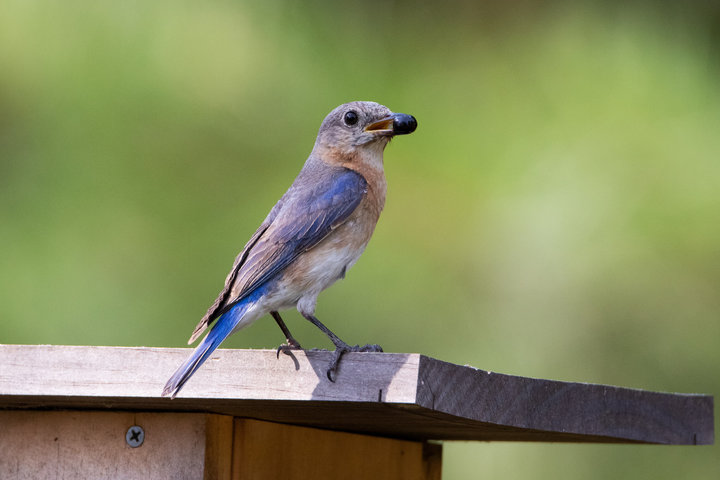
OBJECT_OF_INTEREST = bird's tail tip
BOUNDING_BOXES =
[160,383,176,399]
[161,301,247,399]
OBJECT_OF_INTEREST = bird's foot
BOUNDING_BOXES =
[276,338,303,359]
[326,343,383,382]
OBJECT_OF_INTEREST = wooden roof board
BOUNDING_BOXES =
[0,345,712,444]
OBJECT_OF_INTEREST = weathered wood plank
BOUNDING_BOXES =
[0,344,418,401]
[0,411,210,479]
[0,411,437,480]
[0,345,713,444]
[416,356,714,445]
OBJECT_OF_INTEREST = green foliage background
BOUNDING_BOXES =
[1,0,718,477]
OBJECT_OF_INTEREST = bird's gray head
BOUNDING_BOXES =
[312,101,417,157]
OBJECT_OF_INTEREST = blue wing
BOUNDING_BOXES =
[188,165,367,343]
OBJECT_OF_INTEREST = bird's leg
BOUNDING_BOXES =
[301,313,382,382]
[271,311,302,358]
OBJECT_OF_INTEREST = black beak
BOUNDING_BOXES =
[391,113,417,135]
[365,113,417,136]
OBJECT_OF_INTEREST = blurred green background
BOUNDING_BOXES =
[1,0,718,477]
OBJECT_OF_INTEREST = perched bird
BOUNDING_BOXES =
[162,101,416,398]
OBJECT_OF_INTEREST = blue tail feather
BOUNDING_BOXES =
[162,298,253,398]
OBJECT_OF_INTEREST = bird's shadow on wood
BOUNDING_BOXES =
[299,350,409,403]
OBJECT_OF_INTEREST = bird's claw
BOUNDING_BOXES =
[276,339,303,359]
[326,343,383,382]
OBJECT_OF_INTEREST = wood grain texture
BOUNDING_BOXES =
[0,345,713,444]
[422,442,443,480]
[0,411,209,479]
[416,356,714,445]
[204,415,234,480]
[0,411,436,480]
[232,419,433,480]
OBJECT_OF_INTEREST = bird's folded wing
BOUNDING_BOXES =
[188,221,271,344]
[188,166,367,344]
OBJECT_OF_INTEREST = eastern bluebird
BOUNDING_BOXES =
[162,101,417,398]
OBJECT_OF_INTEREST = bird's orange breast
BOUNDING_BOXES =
[274,158,387,299]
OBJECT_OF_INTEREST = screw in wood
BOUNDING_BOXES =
[125,425,145,448]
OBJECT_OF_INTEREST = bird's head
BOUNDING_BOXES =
[312,101,417,161]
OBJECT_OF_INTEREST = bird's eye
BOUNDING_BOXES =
[343,110,359,126]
